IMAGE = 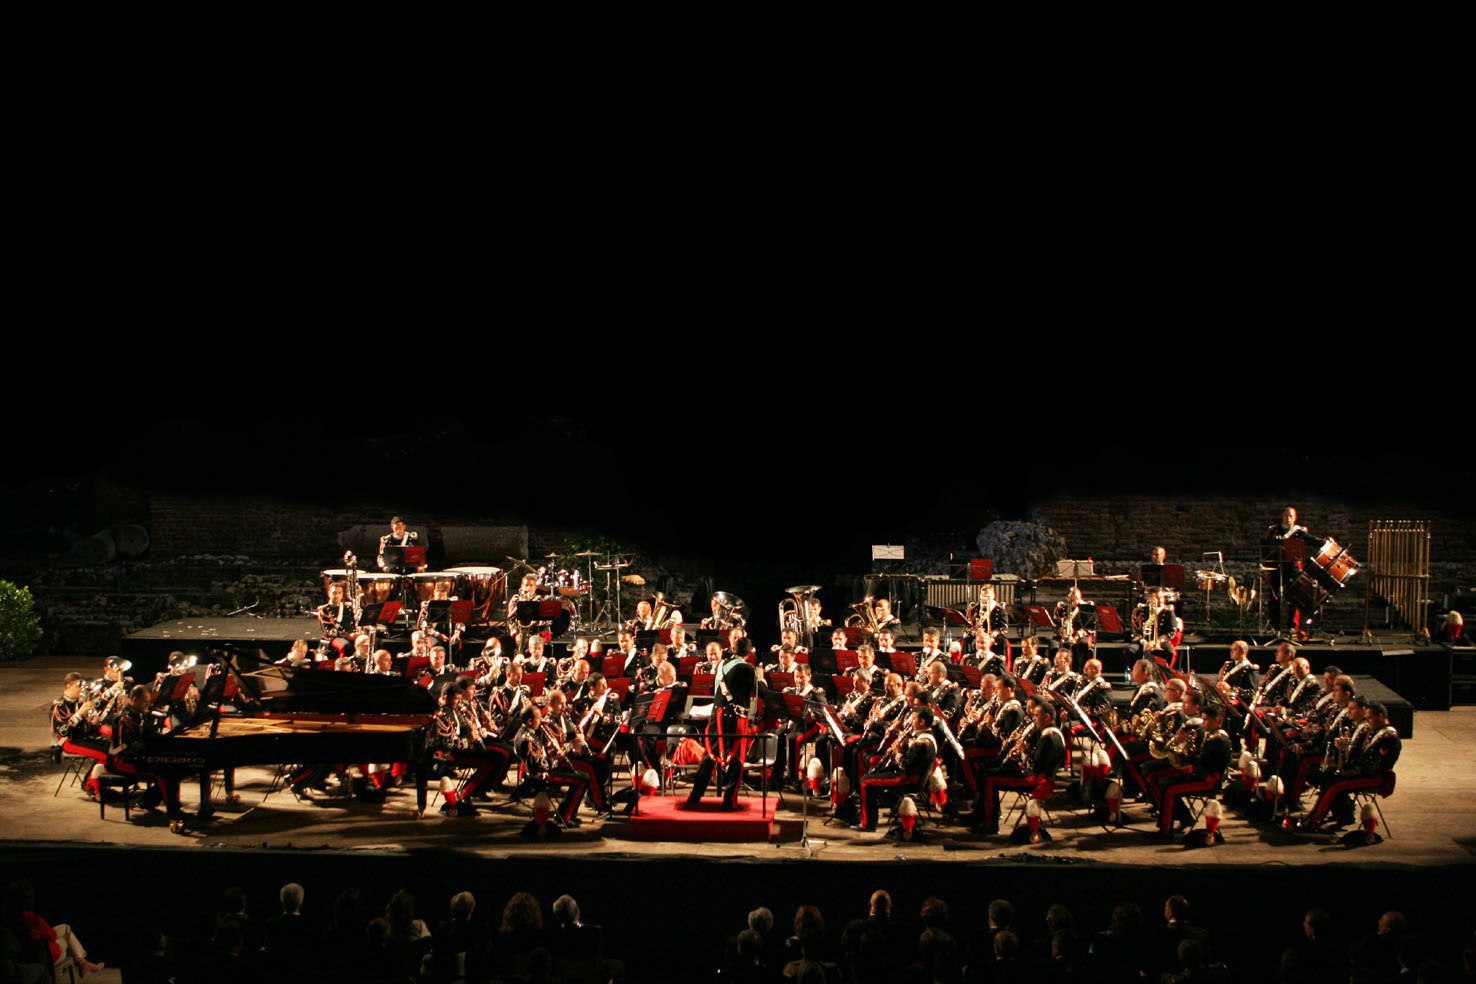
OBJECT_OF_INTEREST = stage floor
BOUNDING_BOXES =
[4,657,1473,867]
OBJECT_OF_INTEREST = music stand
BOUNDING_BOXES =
[834,650,859,672]
[695,628,726,649]
[635,630,658,653]
[422,600,454,633]
[831,675,854,697]
[808,649,838,679]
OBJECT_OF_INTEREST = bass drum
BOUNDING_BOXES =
[1310,537,1361,587]
[1286,571,1332,611]
[446,566,507,624]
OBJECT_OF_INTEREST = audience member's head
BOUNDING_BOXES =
[552,894,580,928]
[1164,895,1191,924]
[385,889,420,940]
[1045,904,1074,934]
[1302,908,1331,941]
[501,892,543,935]
[994,930,1019,959]
[988,899,1014,931]
[869,890,891,917]
[919,897,950,930]
[279,882,304,915]
[450,891,475,924]
[792,904,825,943]
[748,907,774,937]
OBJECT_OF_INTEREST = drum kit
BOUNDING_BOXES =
[1262,535,1362,627]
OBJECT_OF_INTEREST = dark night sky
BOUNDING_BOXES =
[19,85,1463,568]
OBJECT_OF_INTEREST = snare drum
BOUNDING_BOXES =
[1310,537,1361,586]
[446,566,507,624]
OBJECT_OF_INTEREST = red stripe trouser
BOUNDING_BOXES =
[980,775,1050,830]
[1157,775,1219,833]
[859,772,915,829]
[1306,775,1384,827]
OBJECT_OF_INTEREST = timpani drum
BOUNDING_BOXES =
[356,572,403,607]
[406,571,458,604]
[320,568,353,599]
[446,566,507,624]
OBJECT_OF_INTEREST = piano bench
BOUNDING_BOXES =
[96,773,143,821]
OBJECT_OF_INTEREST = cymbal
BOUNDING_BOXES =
[545,552,562,559]
[622,574,647,586]
[785,584,823,595]
[573,550,602,557]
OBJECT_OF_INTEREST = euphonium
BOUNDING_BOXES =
[649,593,679,632]
[845,596,881,634]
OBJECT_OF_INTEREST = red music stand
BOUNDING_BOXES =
[690,674,715,697]
[449,600,474,625]
[767,671,795,691]
[524,672,546,698]
[677,656,700,678]
[832,675,855,697]
[1024,605,1054,629]
[842,627,867,647]
[649,689,675,723]
[537,600,563,620]
[1095,605,1125,636]
[607,678,631,701]
[941,608,972,629]
[889,653,917,678]
[1163,564,1186,590]
[601,655,626,679]
[374,602,403,627]
[961,665,983,688]
[404,546,427,568]
[794,652,810,665]
[456,670,477,681]
[405,656,431,679]
[657,629,673,645]
[969,559,993,581]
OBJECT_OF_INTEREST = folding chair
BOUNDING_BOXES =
[1351,771,1396,838]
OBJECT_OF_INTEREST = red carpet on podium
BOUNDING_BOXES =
[619,796,775,842]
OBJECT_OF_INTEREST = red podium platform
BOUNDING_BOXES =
[619,796,775,843]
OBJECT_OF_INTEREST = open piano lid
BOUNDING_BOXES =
[220,645,438,716]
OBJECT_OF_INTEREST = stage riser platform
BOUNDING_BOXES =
[1094,642,1452,711]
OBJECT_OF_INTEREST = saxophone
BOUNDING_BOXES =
[345,551,362,626]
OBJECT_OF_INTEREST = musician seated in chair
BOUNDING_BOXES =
[109,685,186,826]
[1215,641,1260,707]
[914,629,949,681]
[779,663,825,785]
[1141,688,1203,788]
[841,672,907,783]
[854,706,938,832]
[615,631,647,678]
[336,634,372,673]
[1013,637,1050,688]
[51,672,108,789]
[922,660,962,718]
[428,679,499,816]
[875,628,899,658]
[972,698,1065,836]
[1071,659,1113,723]
[1301,702,1400,830]
[518,634,554,678]
[694,640,723,676]
[545,689,608,819]
[1153,704,1231,835]
[873,599,902,633]
[852,644,885,694]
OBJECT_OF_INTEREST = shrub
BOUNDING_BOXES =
[0,580,43,661]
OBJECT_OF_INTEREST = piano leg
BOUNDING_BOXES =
[197,771,214,819]
[415,763,429,816]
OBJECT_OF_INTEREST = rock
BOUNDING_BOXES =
[975,521,1068,580]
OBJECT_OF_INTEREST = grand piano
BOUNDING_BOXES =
[134,645,437,822]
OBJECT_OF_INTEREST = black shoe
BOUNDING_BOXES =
[454,801,480,817]
[50,746,63,764]
[439,800,456,815]
[565,815,583,828]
